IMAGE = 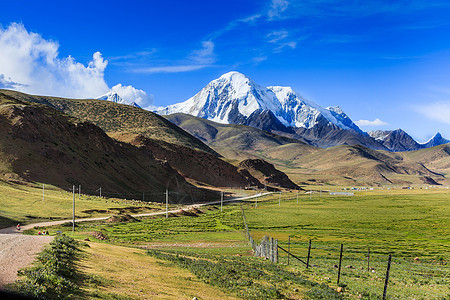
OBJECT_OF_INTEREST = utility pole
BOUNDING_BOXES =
[165,189,169,218]
[220,191,223,212]
[42,184,45,203]
[72,185,75,232]
[99,187,102,198]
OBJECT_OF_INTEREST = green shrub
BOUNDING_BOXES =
[9,234,81,299]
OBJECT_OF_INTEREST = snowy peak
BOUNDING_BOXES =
[368,130,390,141]
[96,91,141,108]
[97,91,126,104]
[158,71,361,132]
[422,132,449,148]
[158,71,283,125]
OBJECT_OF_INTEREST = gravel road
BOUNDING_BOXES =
[0,233,53,288]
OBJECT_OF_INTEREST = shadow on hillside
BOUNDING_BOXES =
[0,215,18,229]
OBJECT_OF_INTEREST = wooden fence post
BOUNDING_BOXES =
[306,239,312,268]
[337,244,343,285]
[275,239,278,263]
[383,255,392,300]
[288,236,291,265]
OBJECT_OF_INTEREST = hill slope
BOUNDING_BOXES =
[0,89,216,155]
[0,92,199,199]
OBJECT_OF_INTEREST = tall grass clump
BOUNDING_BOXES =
[8,235,82,299]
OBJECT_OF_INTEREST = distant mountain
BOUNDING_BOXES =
[368,129,423,151]
[422,132,449,148]
[368,130,450,151]
[158,71,386,150]
[97,91,141,108]
[165,113,448,186]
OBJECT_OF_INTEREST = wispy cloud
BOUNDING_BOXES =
[133,65,209,74]
[108,49,158,62]
[267,30,297,52]
[355,118,389,127]
[130,41,216,74]
[414,101,450,124]
[189,41,215,64]
[268,0,290,20]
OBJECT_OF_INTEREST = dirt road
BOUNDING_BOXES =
[0,233,53,288]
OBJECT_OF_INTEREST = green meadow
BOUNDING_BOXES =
[0,180,170,228]
[21,187,449,299]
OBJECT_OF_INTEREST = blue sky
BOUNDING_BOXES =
[1,0,450,141]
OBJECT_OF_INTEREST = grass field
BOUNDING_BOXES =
[24,188,448,299]
[243,190,450,299]
[13,185,450,299]
[0,180,172,228]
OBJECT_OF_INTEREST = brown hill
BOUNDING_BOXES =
[0,89,216,155]
[238,159,300,190]
[112,132,261,188]
[0,90,262,190]
[0,92,201,201]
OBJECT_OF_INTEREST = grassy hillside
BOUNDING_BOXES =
[0,89,216,155]
[0,92,201,200]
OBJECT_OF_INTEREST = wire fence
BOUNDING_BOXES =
[241,206,450,299]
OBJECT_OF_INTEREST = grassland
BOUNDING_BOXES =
[24,187,449,299]
[0,180,171,228]
[243,189,450,299]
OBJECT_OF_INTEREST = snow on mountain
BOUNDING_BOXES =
[422,132,449,148]
[368,130,391,141]
[96,91,141,108]
[158,71,361,132]
[268,86,361,131]
[158,71,284,124]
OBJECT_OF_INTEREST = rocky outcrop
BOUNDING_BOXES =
[238,159,299,190]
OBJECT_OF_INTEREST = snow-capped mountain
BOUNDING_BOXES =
[368,129,422,151]
[158,71,361,132]
[422,132,450,148]
[97,91,141,108]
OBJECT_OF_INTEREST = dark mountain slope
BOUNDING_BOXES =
[0,92,198,200]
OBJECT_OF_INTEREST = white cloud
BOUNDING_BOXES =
[0,23,153,108]
[355,118,389,126]
[267,31,289,43]
[0,23,109,98]
[109,83,153,107]
[268,0,290,20]
[414,101,450,124]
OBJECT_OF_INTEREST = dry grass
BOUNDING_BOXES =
[78,242,240,299]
